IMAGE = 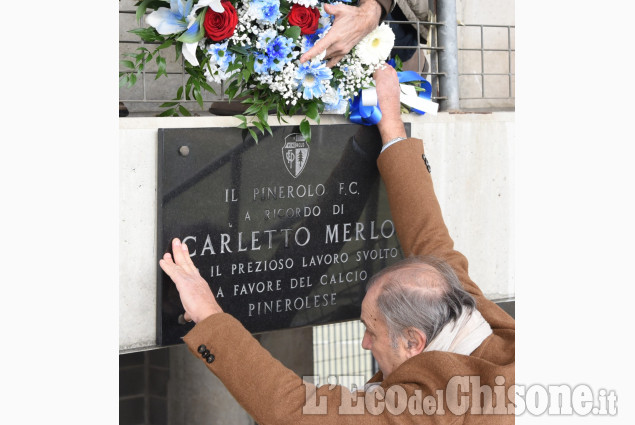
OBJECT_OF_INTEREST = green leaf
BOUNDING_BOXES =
[129,27,163,43]
[129,73,137,86]
[119,74,129,87]
[174,42,182,61]
[200,80,216,94]
[194,88,204,109]
[244,103,262,116]
[305,103,319,121]
[120,60,135,70]
[178,105,192,116]
[155,56,167,79]
[300,118,311,144]
[252,120,264,132]
[246,56,255,73]
[284,26,301,41]
[262,120,273,137]
[289,103,300,116]
[226,62,241,73]
[160,101,179,108]
[248,127,259,143]
[185,78,194,99]
[157,39,174,51]
[257,106,268,124]
[158,108,176,117]
[279,0,291,15]
[177,10,207,43]
[135,0,154,24]
[229,45,249,56]
[225,84,239,100]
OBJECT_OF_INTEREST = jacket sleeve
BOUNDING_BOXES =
[377,139,514,330]
[372,0,395,20]
[184,313,457,425]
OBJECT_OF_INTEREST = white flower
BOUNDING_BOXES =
[354,23,395,66]
[290,0,319,7]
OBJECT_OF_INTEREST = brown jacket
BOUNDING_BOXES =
[184,138,515,424]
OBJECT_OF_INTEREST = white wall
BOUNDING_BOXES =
[119,112,515,351]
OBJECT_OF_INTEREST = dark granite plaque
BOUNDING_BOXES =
[157,123,411,345]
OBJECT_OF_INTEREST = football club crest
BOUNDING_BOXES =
[282,133,310,178]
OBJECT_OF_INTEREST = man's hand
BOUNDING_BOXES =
[373,65,407,143]
[300,0,381,67]
[159,238,223,323]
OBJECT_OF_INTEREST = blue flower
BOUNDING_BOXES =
[207,42,235,72]
[296,60,333,100]
[257,29,278,49]
[266,36,295,72]
[301,24,330,52]
[254,52,271,74]
[249,0,282,23]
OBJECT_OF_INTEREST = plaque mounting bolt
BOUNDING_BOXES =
[179,146,190,156]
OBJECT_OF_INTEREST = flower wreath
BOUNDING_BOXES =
[120,0,396,142]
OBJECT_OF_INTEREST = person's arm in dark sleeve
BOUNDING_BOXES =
[374,0,396,20]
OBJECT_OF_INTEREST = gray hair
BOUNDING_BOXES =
[366,256,476,348]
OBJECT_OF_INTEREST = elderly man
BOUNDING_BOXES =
[160,66,515,423]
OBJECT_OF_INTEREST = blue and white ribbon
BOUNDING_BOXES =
[348,67,438,126]
[348,87,383,126]
[396,70,438,115]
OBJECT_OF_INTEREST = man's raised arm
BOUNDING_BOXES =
[300,0,394,67]
[372,66,512,329]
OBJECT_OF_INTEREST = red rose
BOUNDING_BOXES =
[204,1,238,41]
[288,5,320,35]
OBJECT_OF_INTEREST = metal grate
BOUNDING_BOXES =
[312,319,375,390]
[457,24,515,109]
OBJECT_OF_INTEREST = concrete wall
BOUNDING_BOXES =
[456,0,515,110]
[119,111,515,352]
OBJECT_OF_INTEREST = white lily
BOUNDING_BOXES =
[146,0,226,66]
[194,0,225,14]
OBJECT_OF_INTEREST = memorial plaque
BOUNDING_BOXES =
[157,123,410,345]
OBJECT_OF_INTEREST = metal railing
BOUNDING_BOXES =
[458,23,515,103]
[313,319,375,387]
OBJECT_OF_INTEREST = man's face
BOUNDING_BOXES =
[360,285,409,378]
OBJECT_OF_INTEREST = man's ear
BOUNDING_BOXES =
[404,328,427,358]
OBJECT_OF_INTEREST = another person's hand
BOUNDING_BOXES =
[373,65,407,143]
[159,238,223,323]
[300,0,381,67]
